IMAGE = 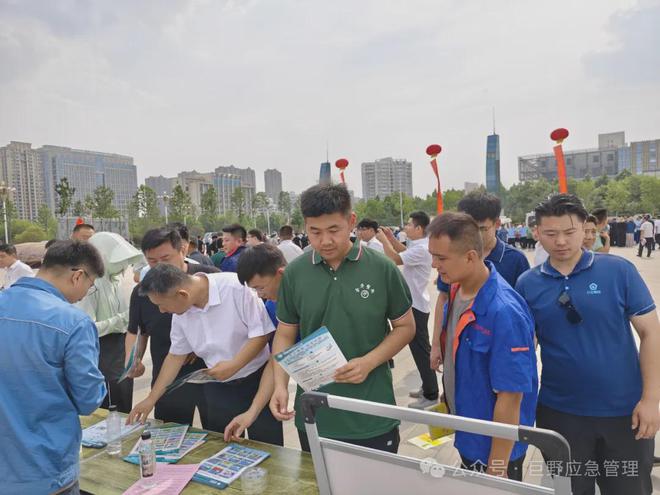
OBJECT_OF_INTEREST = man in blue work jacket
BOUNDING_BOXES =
[0,240,107,495]
[516,194,660,495]
[428,212,537,480]
[427,191,530,402]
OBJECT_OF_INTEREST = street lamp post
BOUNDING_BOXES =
[159,193,170,225]
[399,190,404,227]
[0,181,17,244]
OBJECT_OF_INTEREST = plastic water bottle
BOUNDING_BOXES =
[139,431,156,487]
[106,405,122,456]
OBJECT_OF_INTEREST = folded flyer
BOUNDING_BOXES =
[274,326,347,392]
[124,431,208,464]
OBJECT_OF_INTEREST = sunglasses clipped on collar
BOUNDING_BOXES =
[558,291,582,324]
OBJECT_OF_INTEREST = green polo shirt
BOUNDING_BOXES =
[277,240,413,439]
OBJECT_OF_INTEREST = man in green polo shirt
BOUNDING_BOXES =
[270,184,415,453]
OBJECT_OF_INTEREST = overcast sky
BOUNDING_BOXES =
[1,0,659,197]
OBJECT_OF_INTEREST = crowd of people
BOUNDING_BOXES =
[1,184,659,495]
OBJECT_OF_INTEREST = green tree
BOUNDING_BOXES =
[37,204,57,238]
[231,187,246,221]
[278,191,292,220]
[594,174,609,188]
[72,200,87,217]
[54,177,76,217]
[605,180,631,215]
[0,200,17,241]
[84,195,96,218]
[639,176,660,214]
[199,187,219,231]
[169,184,194,224]
[14,224,48,243]
[442,189,465,212]
[90,186,120,218]
[128,185,163,240]
[291,208,303,230]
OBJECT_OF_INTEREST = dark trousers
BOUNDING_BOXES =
[203,364,283,446]
[655,234,660,249]
[152,355,210,427]
[536,404,654,495]
[460,454,525,481]
[410,308,439,400]
[298,427,400,454]
[638,238,654,257]
[98,333,133,414]
[507,238,516,246]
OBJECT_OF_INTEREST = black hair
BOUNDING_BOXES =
[535,194,588,224]
[168,222,189,241]
[222,223,247,241]
[427,212,483,257]
[140,263,190,296]
[0,243,17,256]
[457,191,502,222]
[409,211,430,232]
[72,223,95,233]
[41,240,105,277]
[44,239,58,250]
[279,225,294,239]
[248,229,265,242]
[237,244,287,285]
[591,208,608,223]
[141,228,183,253]
[585,214,598,224]
[357,218,379,231]
[300,184,351,218]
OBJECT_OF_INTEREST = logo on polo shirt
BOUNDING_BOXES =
[587,282,602,295]
[355,283,375,299]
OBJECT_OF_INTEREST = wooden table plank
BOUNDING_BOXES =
[80,411,319,494]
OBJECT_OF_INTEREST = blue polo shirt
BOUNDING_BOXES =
[437,238,530,292]
[219,245,246,273]
[515,251,655,417]
[441,263,538,463]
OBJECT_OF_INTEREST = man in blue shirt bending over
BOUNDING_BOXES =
[0,241,107,495]
[516,194,660,495]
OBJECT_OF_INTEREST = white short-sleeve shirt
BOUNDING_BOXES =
[399,237,432,313]
[2,260,34,289]
[277,239,304,263]
[169,272,275,381]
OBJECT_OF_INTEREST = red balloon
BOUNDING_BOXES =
[550,128,570,141]
[75,217,84,225]
[426,144,442,156]
[335,158,349,169]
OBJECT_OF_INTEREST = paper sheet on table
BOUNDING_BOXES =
[274,326,347,392]
[193,444,269,488]
[124,431,207,464]
[118,328,140,383]
[407,433,453,450]
[122,463,199,495]
[164,369,218,395]
[82,419,144,448]
[141,425,189,455]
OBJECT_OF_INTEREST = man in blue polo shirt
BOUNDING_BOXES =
[430,191,530,398]
[516,194,660,495]
[429,212,537,480]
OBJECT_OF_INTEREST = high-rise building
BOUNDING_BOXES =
[518,132,629,182]
[319,161,331,185]
[215,165,256,213]
[214,173,242,215]
[175,171,215,214]
[630,139,660,176]
[486,133,501,194]
[39,145,137,216]
[361,157,412,200]
[264,169,283,202]
[0,141,44,221]
[464,182,481,193]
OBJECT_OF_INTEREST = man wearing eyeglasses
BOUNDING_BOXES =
[516,194,660,495]
[0,241,107,495]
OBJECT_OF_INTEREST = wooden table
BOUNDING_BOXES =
[80,410,319,494]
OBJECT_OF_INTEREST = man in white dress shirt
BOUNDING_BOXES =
[127,263,282,444]
[377,211,439,409]
[277,225,304,263]
[0,243,34,289]
[357,218,385,253]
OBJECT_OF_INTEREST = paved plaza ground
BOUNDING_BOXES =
[132,245,660,491]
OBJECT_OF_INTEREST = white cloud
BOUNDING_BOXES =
[0,0,656,198]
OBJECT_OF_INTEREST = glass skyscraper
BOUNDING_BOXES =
[486,134,501,194]
[319,161,331,185]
